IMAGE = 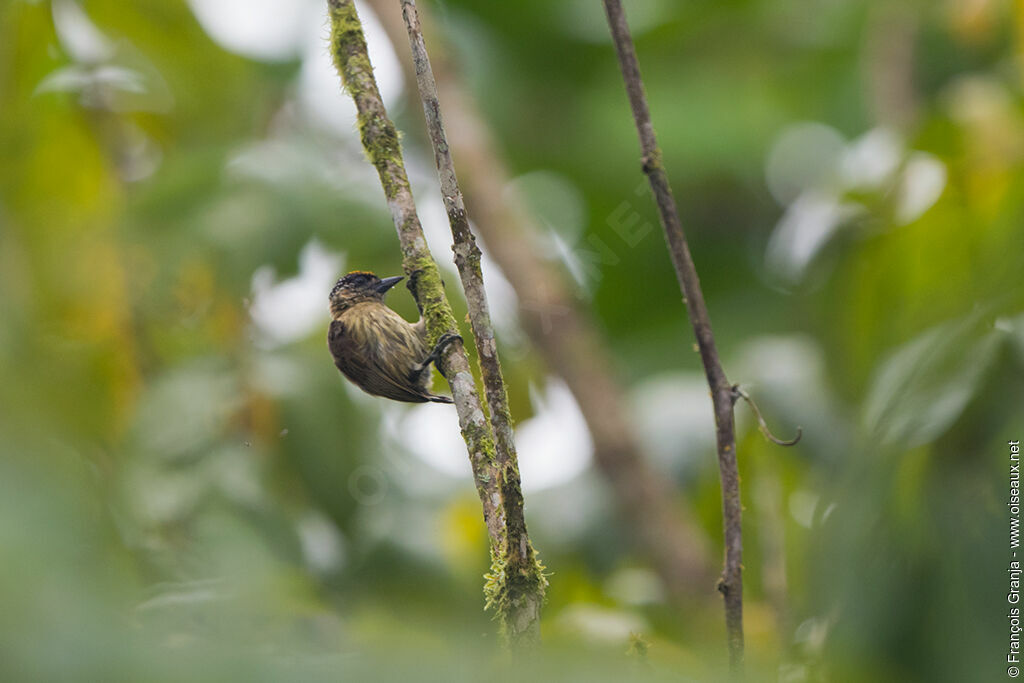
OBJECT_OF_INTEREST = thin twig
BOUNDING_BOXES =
[326,0,543,646]
[601,0,745,673]
[398,0,544,646]
[364,0,711,602]
[733,386,803,447]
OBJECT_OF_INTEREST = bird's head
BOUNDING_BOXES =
[329,270,404,316]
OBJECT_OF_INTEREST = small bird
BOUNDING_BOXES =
[328,270,458,404]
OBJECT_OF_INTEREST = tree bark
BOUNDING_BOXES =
[364,0,712,602]
[398,0,542,647]
[327,0,544,646]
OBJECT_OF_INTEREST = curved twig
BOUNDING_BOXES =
[732,386,803,447]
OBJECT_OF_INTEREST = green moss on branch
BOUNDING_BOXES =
[327,0,544,645]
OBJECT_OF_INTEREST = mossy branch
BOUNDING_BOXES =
[364,0,713,601]
[327,0,544,646]
[398,0,544,646]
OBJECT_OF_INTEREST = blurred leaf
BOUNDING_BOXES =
[863,313,1004,448]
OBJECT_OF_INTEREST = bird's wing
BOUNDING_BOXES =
[329,319,432,403]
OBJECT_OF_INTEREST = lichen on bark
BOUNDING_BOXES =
[327,0,544,646]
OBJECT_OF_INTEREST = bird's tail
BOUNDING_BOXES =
[427,394,454,404]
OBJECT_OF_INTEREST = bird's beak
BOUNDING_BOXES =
[376,275,404,294]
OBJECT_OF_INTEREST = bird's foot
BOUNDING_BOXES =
[414,332,462,375]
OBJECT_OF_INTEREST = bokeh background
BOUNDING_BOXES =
[2,0,1023,680]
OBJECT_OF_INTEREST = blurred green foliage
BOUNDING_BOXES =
[1,0,1022,680]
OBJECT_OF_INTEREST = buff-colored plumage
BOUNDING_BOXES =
[328,271,453,403]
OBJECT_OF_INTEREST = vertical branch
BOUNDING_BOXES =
[601,0,744,673]
[398,0,544,646]
[326,0,543,647]
[364,0,712,599]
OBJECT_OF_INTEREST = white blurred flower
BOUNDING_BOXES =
[764,123,947,284]
[896,152,946,224]
[556,604,648,644]
[249,240,344,347]
[396,378,592,493]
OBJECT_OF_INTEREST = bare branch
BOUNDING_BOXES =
[601,0,744,673]
[398,0,543,646]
